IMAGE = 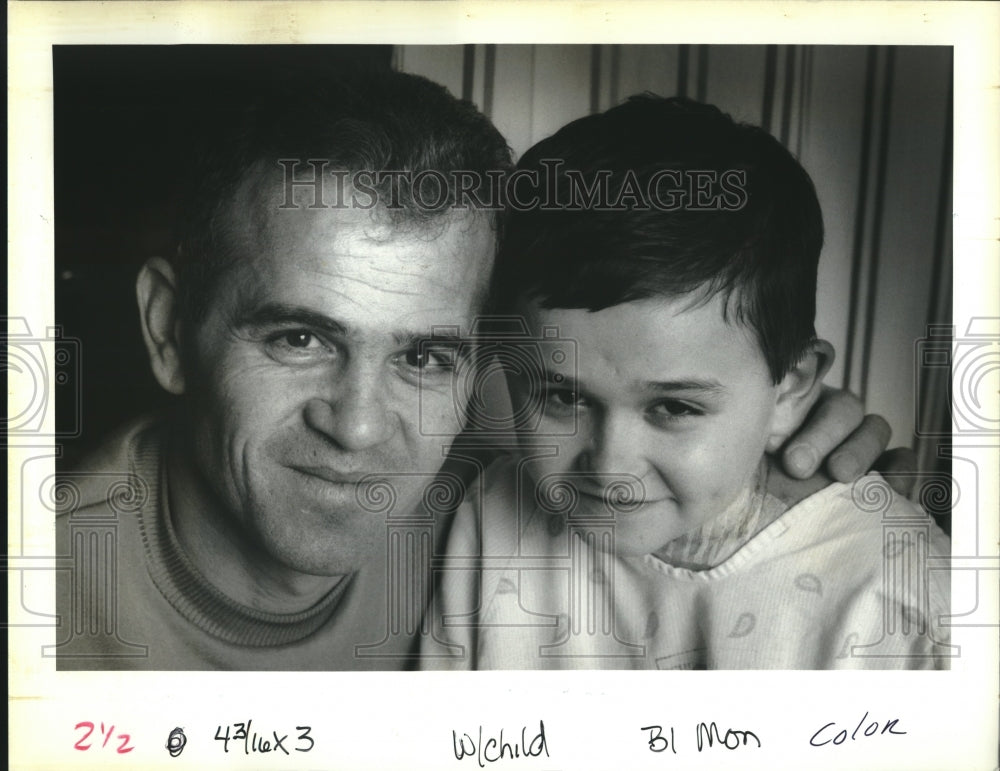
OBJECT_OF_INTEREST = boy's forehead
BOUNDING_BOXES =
[518,293,769,385]
[517,286,744,336]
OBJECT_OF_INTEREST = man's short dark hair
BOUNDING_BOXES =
[174,65,513,326]
[494,94,824,383]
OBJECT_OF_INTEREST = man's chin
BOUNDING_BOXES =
[250,498,392,576]
[266,525,387,578]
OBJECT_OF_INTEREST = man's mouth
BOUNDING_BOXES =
[288,466,369,486]
[287,466,393,513]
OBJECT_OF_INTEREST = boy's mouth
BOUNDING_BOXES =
[576,487,663,514]
[534,472,658,517]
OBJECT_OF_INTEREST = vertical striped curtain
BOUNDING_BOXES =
[396,44,953,489]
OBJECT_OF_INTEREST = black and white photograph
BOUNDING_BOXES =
[50,42,954,671]
[7,3,999,770]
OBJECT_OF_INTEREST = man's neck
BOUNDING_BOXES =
[164,437,344,615]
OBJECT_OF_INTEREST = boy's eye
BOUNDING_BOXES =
[550,389,579,406]
[544,387,587,416]
[649,399,702,422]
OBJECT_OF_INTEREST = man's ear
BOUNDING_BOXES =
[766,339,835,453]
[136,257,186,395]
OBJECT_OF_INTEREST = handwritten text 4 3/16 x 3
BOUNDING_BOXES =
[214,720,314,755]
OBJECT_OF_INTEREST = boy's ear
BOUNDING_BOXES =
[136,257,187,395]
[766,339,835,453]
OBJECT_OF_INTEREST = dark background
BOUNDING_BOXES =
[54,46,393,466]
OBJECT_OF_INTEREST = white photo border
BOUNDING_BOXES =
[8,3,999,769]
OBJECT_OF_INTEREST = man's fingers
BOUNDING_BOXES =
[781,387,865,478]
[872,447,919,497]
[827,414,892,482]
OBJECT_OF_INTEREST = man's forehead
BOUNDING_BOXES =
[212,176,494,330]
[228,166,496,253]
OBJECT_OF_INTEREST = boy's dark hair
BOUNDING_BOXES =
[174,65,513,326]
[494,94,823,383]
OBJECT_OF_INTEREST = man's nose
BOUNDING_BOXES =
[303,363,395,451]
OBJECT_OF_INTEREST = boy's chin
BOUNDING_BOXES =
[562,498,690,557]
[602,522,688,559]
[610,541,658,558]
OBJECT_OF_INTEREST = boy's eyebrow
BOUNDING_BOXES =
[543,370,577,386]
[543,369,726,396]
[643,379,728,396]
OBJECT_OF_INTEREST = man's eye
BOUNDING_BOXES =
[280,331,319,349]
[265,329,332,362]
[402,346,457,372]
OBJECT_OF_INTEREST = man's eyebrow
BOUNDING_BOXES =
[392,328,465,347]
[234,303,349,336]
[236,303,471,346]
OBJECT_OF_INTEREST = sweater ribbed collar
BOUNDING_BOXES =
[131,424,349,648]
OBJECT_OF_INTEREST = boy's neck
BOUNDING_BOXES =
[654,455,788,570]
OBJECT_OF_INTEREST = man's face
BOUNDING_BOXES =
[182,184,495,577]
[511,293,784,557]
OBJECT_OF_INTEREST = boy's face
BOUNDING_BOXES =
[511,293,785,557]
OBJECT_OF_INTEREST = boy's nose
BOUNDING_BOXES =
[575,411,647,480]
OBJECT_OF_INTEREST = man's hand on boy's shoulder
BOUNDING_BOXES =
[778,385,918,497]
